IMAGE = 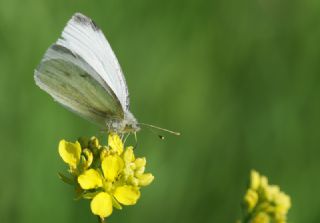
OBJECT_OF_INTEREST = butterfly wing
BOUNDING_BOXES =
[57,12,130,111]
[35,44,124,127]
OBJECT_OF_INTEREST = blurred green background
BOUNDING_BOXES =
[1,0,320,222]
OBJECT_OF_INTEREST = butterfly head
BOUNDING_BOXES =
[108,111,140,134]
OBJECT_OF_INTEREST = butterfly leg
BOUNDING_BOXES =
[123,133,130,144]
[132,132,139,150]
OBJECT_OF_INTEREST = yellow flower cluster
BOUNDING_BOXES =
[242,170,291,223]
[58,133,154,221]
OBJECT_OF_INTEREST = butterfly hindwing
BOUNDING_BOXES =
[34,44,124,126]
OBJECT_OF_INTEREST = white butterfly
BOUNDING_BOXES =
[34,12,139,133]
[35,12,180,136]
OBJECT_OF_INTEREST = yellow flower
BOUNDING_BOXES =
[58,140,81,169]
[78,169,103,190]
[113,185,141,205]
[58,133,154,221]
[91,192,113,218]
[108,133,124,155]
[241,170,291,223]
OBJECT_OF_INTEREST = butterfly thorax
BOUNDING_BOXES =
[107,111,140,134]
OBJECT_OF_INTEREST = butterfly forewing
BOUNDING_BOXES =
[57,13,130,110]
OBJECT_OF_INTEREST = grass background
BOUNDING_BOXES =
[1,0,320,222]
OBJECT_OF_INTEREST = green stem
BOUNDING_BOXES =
[242,213,251,223]
[97,216,105,223]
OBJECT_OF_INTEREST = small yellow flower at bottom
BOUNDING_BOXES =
[241,170,291,223]
[91,192,113,218]
[113,185,141,205]
[78,169,103,190]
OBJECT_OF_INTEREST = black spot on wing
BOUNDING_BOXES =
[51,44,77,58]
[72,12,100,31]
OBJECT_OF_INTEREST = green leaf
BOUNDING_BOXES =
[58,172,75,185]
[74,186,84,200]
[82,191,100,199]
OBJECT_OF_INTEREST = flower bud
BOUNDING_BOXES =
[138,173,154,187]
[82,148,93,169]
[135,158,146,169]
[89,136,100,149]
[244,189,258,211]
[123,146,135,163]
[250,170,260,190]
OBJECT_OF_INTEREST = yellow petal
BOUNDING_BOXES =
[113,185,140,205]
[123,146,135,163]
[58,140,81,169]
[102,155,124,182]
[78,169,103,190]
[108,133,123,155]
[91,192,113,218]
[138,173,154,186]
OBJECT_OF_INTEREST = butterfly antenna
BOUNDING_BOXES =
[139,123,181,136]
[142,124,165,140]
